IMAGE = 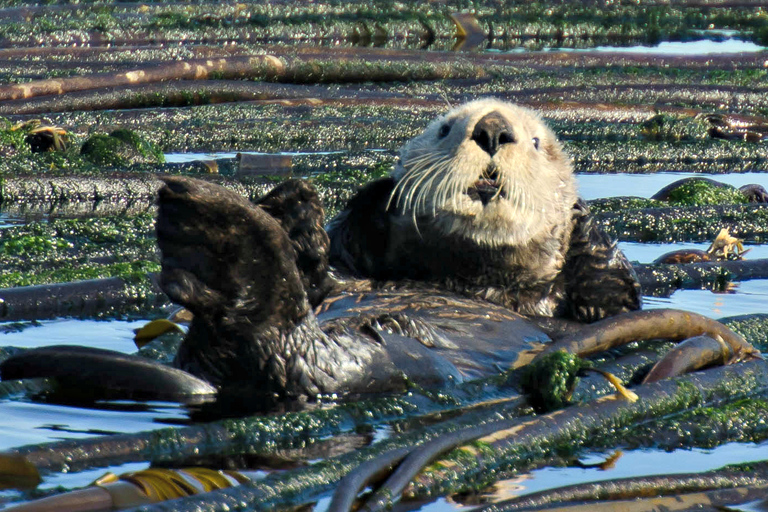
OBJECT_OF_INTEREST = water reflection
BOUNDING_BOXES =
[0,400,187,450]
[0,318,148,353]
[644,280,768,319]
[0,212,26,229]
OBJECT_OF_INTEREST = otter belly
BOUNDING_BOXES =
[317,289,552,384]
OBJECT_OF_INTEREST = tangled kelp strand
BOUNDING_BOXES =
[397,360,768,502]
[6,383,526,474]
[127,360,768,512]
[0,2,767,509]
[475,461,768,511]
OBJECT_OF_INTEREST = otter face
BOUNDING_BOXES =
[390,99,576,247]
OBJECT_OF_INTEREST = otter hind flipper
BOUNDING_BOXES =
[157,177,318,390]
[0,345,216,403]
[256,179,333,307]
[157,176,309,326]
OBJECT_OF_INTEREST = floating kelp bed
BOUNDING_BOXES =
[0,1,767,52]
[1,0,768,510]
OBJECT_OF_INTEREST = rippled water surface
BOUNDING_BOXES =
[3,2,768,509]
[0,319,188,450]
[483,441,768,505]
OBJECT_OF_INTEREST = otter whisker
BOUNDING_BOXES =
[432,174,449,215]
[387,178,410,211]
[424,164,450,216]
[414,161,448,214]
[490,186,503,204]
[442,165,461,211]
[449,176,459,212]
[430,162,454,213]
[401,155,451,215]
[391,163,433,211]
[410,180,430,211]
[391,169,420,201]
[403,165,434,212]
[402,151,444,175]
[403,150,444,170]
[387,100,579,248]
[490,174,505,203]
[421,159,447,200]
[427,158,455,214]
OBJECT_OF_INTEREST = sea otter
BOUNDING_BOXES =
[1,100,652,406]
[151,99,642,400]
[327,99,641,322]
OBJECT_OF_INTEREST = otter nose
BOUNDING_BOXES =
[471,112,516,156]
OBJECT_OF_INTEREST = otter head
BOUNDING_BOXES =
[390,99,577,248]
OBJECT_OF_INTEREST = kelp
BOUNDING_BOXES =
[479,467,768,512]
[635,258,768,296]
[0,1,766,50]
[4,172,768,295]
[124,359,768,512]
[6,381,527,474]
[4,359,767,511]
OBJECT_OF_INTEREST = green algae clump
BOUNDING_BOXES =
[587,197,665,214]
[81,129,165,167]
[721,314,768,353]
[1,234,72,257]
[0,119,31,157]
[520,350,590,413]
[664,179,748,207]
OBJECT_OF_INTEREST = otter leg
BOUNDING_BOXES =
[255,179,333,307]
[0,179,327,405]
[157,176,311,392]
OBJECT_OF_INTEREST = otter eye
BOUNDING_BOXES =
[532,137,540,150]
[438,124,451,138]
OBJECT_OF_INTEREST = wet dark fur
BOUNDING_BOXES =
[157,100,641,399]
[156,177,555,399]
[561,201,643,322]
[0,174,640,404]
[157,178,310,394]
[254,179,334,307]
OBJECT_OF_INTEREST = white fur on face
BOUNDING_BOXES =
[390,99,577,247]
